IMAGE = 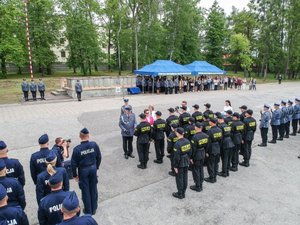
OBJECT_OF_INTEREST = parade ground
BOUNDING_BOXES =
[0,82,299,225]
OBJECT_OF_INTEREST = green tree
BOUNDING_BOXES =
[204,0,226,67]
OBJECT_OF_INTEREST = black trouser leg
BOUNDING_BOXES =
[243,141,252,164]
[154,139,164,161]
[32,91,36,100]
[231,144,240,168]
[261,128,268,144]
[137,143,144,164]
[214,154,220,179]
[192,160,204,188]
[76,92,81,101]
[292,119,297,134]
[122,136,128,155]
[227,148,233,174]
[285,122,290,136]
[39,91,43,99]
[23,91,28,101]
[165,88,168,95]
[279,124,285,138]
[123,136,133,155]
[207,154,216,179]
[271,125,278,140]
[176,167,184,195]
[221,148,229,173]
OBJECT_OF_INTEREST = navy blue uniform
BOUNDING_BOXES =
[243,117,257,165]
[152,119,167,162]
[1,157,25,186]
[52,145,65,163]
[36,167,70,204]
[38,190,70,225]
[166,115,179,137]
[21,81,29,101]
[57,215,98,225]
[231,120,244,170]
[0,205,29,225]
[30,148,62,184]
[0,177,26,209]
[71,141,102,214]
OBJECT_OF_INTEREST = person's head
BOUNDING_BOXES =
[155,111,162,119]
[0,141,8,157]
[31,79,34,82]
[180,105,187,112]
[46,150,58,174]
[215,112,223,124]
[23,78,26,82]
[232,112,240,120]
[192,104,199,112]
[39,134,49,148]
[123,98,129,105]
[49,171,63,191]
[139,113,146,122]
[239,105,247,112]
[79,128,89,141]
[175,128,185,139]
[225,100,231,107]
[148,105,154,112]
[61,191,80,219]
[181,101,187,107]
[144,109,150,116]
[226,110,233,117]
[204,103,211,110]
[245,109,253,118]
[189,117,195,125]
[288,100,293,106]
[209,118,217,127]
[195,122,203,133]
[168,108,175,115]
[55,137,64,147]
[263,104,270,111]
[124,106,131,114]
[274,103,280,109]
[281,100,287,107]
[77,80,80,83]
[39,78,42,81]
[0,184,8,207]
[203,113,209,121]
[295,98,300,104]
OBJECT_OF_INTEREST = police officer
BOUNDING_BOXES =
[136,76,142,92]
[164,79,169,95]
[185,117,196,141]
[57,191,98,225]
[172,128,192,199]
[134,114,151,169]
[152,111,167,164]
[278,100,288,140]
[224,110,233,126]
[286,100,294,137]
[38,171,70,225]
[121,98,133,115]
[0,141,25,186]
[75,80,82,101]
[192,104,203,123]
[291,98,300,136]
[36,151,69,204]
[21,79,29,101]
[216,113,234,177]
[167,124,179,176]
[239,105,248,122]
[30,79,37,100]
[202,113,211,134]
[30,134,62,184]
[174,77,179,94]
[119,106,136,159]
[71,128,102,215]
[148,78,153,93]
[168,79,174,94]
[203,103,214,119]
[240,109,256,167]
[166,108,179,137]
[0,184,29,225]
[269,103,281,143]
[204,118,222,183]
[38,78,46,100]
[190,122,209,192]
[230,113,244,171]
[179,106,191,130]
[258,104,271,147]
[156,79,160,94]
[0,160,26,209]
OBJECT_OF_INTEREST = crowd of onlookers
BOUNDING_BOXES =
[136,75,257,94]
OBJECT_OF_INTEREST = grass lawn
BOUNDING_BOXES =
[0,70,298,105]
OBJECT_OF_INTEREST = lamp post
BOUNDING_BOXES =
[24,0,34,80]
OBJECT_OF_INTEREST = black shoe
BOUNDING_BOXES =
[204,177,216,183]
[239,161,249,167]
[137,164,145,169]
[217,172,227,177]
[230,167,238,172]
[166,154,171,158]
[298,155,300,159]
[124,154,128,159]
[297,130,300,133]
[128,154,135,158]
[284,135,289,138]
[290,133,296,136]
[258,143,267,147]
[190,185,202,192]
[168,171,176,176]
[144,163,147,169]
[277,137,283,141]
[154,159,163,164]
[172,192,184,199]
[268,140,276,143]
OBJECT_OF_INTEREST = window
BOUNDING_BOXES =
[61,50,66,58]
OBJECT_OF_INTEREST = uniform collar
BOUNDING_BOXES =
[40,147,49,151]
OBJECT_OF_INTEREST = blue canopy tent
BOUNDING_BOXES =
[134,60,192,94]
[184,61,226,76]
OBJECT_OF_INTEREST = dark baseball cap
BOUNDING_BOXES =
[139,113,146,119]
[195,122,204,128]
[209,118,217,124]
[204,103,211,108]
[171,124,179,129]
[215,112,223,119]
[239,105,247,110]
[232,112,240,118]
[168,107,175,113]
[155,111,162,116]
[226,110,233,115]
[176,127,185,135]
[192,104,199,109]
[246,109,253,116]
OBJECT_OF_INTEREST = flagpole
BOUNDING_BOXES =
[24,0,34,79]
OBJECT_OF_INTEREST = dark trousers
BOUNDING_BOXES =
[31,91,37,100]
[169,87,173,94]
[76,92,81,101]
[231,144,240,168]
[39,91,45,99]
[154,139,165,161]
[285,122,290,136]
[224,83,228,90]
[192,160,204,188]
[23,91,29,101]
[260,128,268,144]
[165,87,168,95]
[122,136,133,155]
[221,148,231,175]
[137,143,149,165]
[279,124,285,138]
[292,119,298,134]
[207,154,219,179]
[243,141,252,164]
[78,165,98,214]
[271,125,279,141]
[176,167,188,195]
[175,86,179,94]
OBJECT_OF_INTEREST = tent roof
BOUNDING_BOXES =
[184,61,226,75]
[134,60,192,76]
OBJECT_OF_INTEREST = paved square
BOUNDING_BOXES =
[0,82,299,225]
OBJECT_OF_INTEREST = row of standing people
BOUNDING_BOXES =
[21,79,46,101]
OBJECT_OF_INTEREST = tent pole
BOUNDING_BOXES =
[142,76,144,94]
[152,76,154,95]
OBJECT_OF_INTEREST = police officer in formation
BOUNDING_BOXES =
[230,113,244,171]
[203,103,214,119]
[0,184,29,225]
[21,79,29,101]
[269,103,281,144]
[179,106,191,130]
[172,128,192,199]
[167,124,179,176]
[152,111,167,164]
[258,104,271,147]
[134,113,152,169]
[75,80,83,101]
[278,100,288,140]
[38,171,70,225]
[38,78,46,100]
[0,160,26,209]
[0,141,25,186]
[192,104,203,123]
[71,128,102,215]
[30,79,37,101]
[166,108,179,137]
[291,98,300,135]
[58,191,98,225]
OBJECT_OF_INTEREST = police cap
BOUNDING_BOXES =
[123,98,129,102]
[0,184,7,201]
[288,100,293,104]
[246,109,253,116]
[281,100,287,105]
[49,171,63,185]
[209,118,217,124]
[264,104,270,109]
[274,102,280,106]
[39,134,49,145]
[176,127,185,135]
[171,124,179,129]
[63,191,79,211]
[232,112,240,118]
[204,103,211,108]
[226,110,233,115]
[155,111,162,116]
[215,112,223,119]
[195,122,204,129]
[295,98,300,102]
[189,117,195,123]
[124,106,131,110]
[139,113,146,119]
[168,108,175,113]
[192,104,199,109]
[0,141,7,151]
[80,128,89,134]
[239,105,247,110]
